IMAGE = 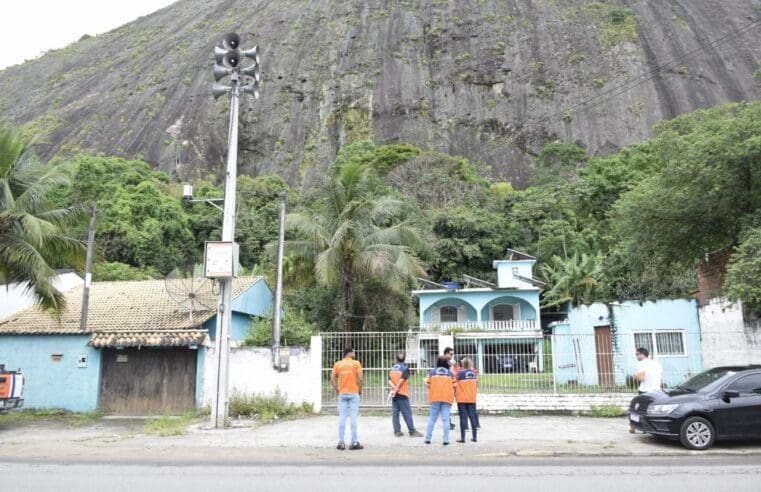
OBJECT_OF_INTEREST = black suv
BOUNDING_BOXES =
[629,366,761,450]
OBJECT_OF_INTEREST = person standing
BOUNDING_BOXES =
[331,347,363,450]
[388,353,423,437]
[629,347,663,433]
[443,347,457,431]
[424,355,456,445]
[455,358,478,443]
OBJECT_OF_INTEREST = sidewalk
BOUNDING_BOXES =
[2,414,760,464]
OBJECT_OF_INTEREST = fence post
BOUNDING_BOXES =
[310,335,323,413]
[551,334,558,394]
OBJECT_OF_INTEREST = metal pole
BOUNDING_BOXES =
[211,72,240,429]
[80,203,96,331]
[272,192,286,370]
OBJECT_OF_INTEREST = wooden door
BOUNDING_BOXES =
[594,326,614,386]
[99,348,197,415]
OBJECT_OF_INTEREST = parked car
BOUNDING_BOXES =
[488,354,531,373]
[628,365,761,450]
[0,364,24,414]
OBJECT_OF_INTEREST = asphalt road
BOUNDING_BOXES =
[5,456,761,492]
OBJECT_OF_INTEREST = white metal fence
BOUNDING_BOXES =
[320,332,705,408]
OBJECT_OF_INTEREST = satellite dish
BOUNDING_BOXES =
[165,264,217,325]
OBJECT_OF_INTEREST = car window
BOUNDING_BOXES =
[726,374,761,394]
[681,368,737,393]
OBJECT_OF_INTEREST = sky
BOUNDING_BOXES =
[0,0,177,69]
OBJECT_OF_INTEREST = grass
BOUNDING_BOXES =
[228,389,314,425]
[588,405,627,418]
[143,411,203,437]
[0,408,103,427]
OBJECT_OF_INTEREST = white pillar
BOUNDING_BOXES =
[438,334,454,355]
[309,335,323,413]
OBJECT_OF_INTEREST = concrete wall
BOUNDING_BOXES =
[0,335,101,412]
[201,345,319,410]
[699,298,761,368]
[495,260,535,288]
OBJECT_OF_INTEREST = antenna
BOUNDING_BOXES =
[165,264,217,325]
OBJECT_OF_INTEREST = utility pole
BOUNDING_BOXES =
[209,33,260,429]
[272,192,286,369]
[80,204,96,331]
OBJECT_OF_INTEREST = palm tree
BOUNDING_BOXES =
[0,125,85,312]
[283,162,425,331]
[540,252,604,307]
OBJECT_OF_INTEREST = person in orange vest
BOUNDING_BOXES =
[424,355,457,445]
[455,357,479,443]
[330,347,363,450]
[388,353,423,437]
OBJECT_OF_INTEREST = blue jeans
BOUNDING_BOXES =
[425,401,451,443]
[338,393,360,444]
[392,397,416,434]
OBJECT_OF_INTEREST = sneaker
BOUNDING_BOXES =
[450,424,456,430]
[425,440,431,445]
[410,431,423,437]
[349,442,364,450]
[456,439,466,443]
[471,438,477,442]
[394,432,404,437]
[443,442,450,446]
[336,442,345,450]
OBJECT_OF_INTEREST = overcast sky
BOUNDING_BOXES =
[0,0,177,69]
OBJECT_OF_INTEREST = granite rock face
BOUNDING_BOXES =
[0,0,759,188]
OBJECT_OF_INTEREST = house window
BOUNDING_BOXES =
[440,306,458,323]
[511,267,519,275]
[493,304,515,321]
[633,331,685,357]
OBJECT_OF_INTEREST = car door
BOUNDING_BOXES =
[716,373,761,438]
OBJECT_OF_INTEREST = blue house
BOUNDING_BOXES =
[412,249,546,373]
[550,299,703,389]
[0,276,273,414]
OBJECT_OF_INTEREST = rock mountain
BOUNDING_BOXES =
[0,0,759,188]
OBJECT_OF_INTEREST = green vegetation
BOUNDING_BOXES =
[586,3,638,48]
[143,411,203,436]
[243,302,314,346]
[589,405,627,417]
[0,125,85,313]
[228,389,314,424]
[0,408,102,427]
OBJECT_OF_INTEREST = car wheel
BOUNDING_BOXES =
[679,416,715,450]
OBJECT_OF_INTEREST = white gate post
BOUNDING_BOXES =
[310,335,323,413]
[438,334,454,356]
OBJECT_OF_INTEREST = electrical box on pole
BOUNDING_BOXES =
[203,241,240,279]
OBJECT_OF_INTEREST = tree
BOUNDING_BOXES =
[0,125,85,311]
[283,161,425,331]
[613,101,761,273]
[724,227,761,316]
[540,253,604,307]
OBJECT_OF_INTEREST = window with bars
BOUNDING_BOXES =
[633,331,685,356]
[493,304,515,321]
[440,306,458,322]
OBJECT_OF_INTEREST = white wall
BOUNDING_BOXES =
[699,298,761,368]
[202,345,320,411]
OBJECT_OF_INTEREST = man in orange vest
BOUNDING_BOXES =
[331,347,363,450]
[388,353,423,437]
[424,355,457,445]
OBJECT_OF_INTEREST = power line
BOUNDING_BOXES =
[523,17,761,130]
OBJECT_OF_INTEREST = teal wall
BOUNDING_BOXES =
[0,335,101,412]
[551,300,703,387]
[205,279,274,341]
[195,346,205,408]
[419,290,541,324]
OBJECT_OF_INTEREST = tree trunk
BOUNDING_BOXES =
[338,267,353,332]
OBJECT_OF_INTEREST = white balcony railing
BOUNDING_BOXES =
[420,319,539,332]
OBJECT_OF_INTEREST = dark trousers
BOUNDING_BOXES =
[392,397,416,434]
[458,403,478,441]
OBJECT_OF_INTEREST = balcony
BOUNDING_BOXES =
[420,319,539,332]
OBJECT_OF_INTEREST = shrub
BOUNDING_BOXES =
[228,389,312,423]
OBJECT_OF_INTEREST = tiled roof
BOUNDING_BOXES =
[89,330,209,348]
[0,277,263,346]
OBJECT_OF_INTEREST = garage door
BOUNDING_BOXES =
[99,348,197,415]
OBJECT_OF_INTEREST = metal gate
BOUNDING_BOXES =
[320,331,704,408]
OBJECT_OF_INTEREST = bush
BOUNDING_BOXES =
[242,303,315,347]
[589,405,627,418]
[228,389,312,423]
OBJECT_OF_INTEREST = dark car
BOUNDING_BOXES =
[629,366,761,450]
[489,354,530,373]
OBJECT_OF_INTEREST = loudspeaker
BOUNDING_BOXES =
[241,64,260,82]
[222,32,241,50]
[212,83,230,99]
[242,46,260,64]
[222,49,241,68]
[242,82,259,99]
[213,64,230,82]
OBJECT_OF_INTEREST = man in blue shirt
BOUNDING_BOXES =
[388,353,423,437]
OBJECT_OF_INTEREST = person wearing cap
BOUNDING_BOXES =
[389,352,423,437]
[331,347,363,450]
[455,358,479,443]
[424,355,457,445]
